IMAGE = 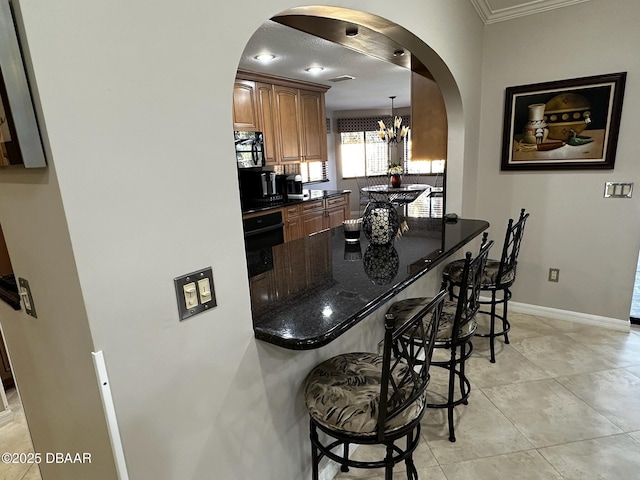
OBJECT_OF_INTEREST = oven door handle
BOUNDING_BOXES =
[244,222,285,238]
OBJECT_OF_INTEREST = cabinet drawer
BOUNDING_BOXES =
[326,195,347,209]
[300,199,324,214]
[284,204,301,218]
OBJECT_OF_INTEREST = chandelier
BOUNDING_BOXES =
[377,96,409,144]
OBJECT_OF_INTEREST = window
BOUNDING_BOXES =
[338,116,445,178]
[340,131,400,177]
[300,161,327,183]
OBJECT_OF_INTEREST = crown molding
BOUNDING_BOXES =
[470,0,592,24]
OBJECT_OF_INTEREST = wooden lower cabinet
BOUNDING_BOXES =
[325,193,350,229]
[284,193,350,241]
[302,213,326,237]
[283,205,302,242]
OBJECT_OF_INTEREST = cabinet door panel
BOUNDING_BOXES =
[274,86,301,163]
[301,213,326,237]
[257,83,278,165]
[326,207,347,230]
[299,90,326,161]
[233,80,260,131]
[285,217,303,242]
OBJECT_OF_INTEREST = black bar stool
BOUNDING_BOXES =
[304,290,445,479]
[386,234,493,442]
[444,209,529,363]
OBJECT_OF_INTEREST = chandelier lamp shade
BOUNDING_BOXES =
[377,96,409,144]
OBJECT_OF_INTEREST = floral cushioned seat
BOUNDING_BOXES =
[304,353,426,436]
[386,297,476,342]
[443,259,515,287]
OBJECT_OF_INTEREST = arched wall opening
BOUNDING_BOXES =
[234,5,466,215]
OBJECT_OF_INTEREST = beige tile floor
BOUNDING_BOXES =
[334,312,640,480]
[1,313,639,480]
[0,388,41,480]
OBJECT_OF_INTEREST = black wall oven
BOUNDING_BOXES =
[243,211,284,277]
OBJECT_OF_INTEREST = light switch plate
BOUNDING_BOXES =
[174,267,216,321]
[18,277,37,318]
[604,182,633,198]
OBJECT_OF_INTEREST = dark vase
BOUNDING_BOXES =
[391,174,402,188]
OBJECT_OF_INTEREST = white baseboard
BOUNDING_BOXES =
[0,407,13,428]
[509,301,630,332]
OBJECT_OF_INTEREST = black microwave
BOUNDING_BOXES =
[235,131,265,168]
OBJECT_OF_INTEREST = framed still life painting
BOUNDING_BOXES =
[501,72,626,171]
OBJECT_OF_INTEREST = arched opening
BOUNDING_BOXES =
[233,6,464,216]
[233,6,465,320]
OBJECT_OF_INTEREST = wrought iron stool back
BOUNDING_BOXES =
[304,290,445,479]
[386,233,493,442]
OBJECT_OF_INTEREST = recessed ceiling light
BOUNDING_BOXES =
[346,25,359,37]
[254,54,276,62]
[305,66,324,74]
[393,50,405,57]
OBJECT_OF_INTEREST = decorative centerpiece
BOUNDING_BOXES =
[388,163,403,188]
[362,201,400,245]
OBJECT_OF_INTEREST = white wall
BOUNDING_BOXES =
[477,0,640,322]
[0,0,484,479]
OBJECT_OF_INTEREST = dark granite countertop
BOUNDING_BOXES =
[252,217,488,350]
[242,189,351,215]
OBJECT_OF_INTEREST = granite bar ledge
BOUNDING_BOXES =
[252,218,489,350]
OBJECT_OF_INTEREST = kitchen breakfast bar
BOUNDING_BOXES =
[249,204,488,350]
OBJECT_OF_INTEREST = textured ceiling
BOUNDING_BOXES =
[238,20,411,112]
[237,1,590,112]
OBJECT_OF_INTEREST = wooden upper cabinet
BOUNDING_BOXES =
[234,71,330,164]
[233,80,261,131]
[273,85,302,163]
[256,82,279,165]
[299,89,327,162]
[410,72,447,161]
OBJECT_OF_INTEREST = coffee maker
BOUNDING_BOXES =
[286,174,304,199]
[238,169,286,208]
